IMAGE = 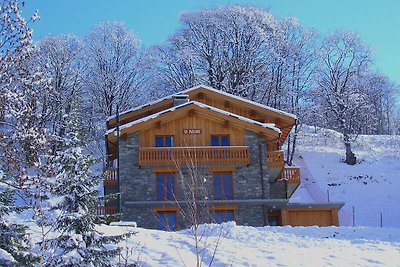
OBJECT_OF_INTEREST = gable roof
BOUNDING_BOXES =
[107,84,297,144]
[106,101,281,136]
[106,101,282,159]
[107,84,296,124]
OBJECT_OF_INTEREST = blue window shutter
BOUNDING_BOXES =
[165,136,173,147]
[225,211,234,222]
[211,135,219,146]
[215,211,223,224]
[155,136,164,147]
[166,212,176,231]
[166,174,174,200]
[223,173,232,199]
[157,175,165,200]
[157,212,167,230]
[221,135,230,146]
[214,174,222,199]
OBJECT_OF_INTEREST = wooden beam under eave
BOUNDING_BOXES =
[197,92,204,99]
[188,109,196,117]
[223,120,230,129]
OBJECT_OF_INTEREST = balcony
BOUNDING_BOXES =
[279,166,301,198]
[103,168,118,186]
[267,150,284,181]
[139,146,249,166]
[96,205,118,215]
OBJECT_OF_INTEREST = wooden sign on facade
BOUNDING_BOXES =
[183,129,202,135]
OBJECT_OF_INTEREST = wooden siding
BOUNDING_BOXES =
[106,86,295,144]
[140,113,245,147]
[281,208,339,226]
[187,88,295,143]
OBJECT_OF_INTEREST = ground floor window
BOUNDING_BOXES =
[214,210,235,224]
[268,211,281,226]
[211,205,237,224]
[156,211,177,231]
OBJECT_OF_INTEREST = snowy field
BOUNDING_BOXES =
[101,129,400,267]
[94,222,400,266]
[10,127,400,266]
[292,126,400,227]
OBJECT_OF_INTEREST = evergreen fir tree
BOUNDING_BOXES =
[0,173,37,266]
[45,112,128,266]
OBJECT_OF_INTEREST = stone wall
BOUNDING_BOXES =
[118,130,285,229]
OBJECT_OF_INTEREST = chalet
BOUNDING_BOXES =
[103,85,343,230]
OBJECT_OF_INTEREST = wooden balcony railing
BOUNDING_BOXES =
[96,205,118,215]
[139,146,249,166]
[267,150,285,169]
[279,166,301,198]
[104,168,118,186]
[280,167,300,184]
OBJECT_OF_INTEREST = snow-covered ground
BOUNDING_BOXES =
[291,126,400,228]
[9,126,400,266]
[94,222,400,266]
[103,128,399,266]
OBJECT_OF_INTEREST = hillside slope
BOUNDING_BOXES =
[291,126,400,227]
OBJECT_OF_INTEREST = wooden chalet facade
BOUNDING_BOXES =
[103,85,343,230]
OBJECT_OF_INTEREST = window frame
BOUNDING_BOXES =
[155,135,174,147]
[211,134,230,146]
[155,172,176,201]
[213,172,234,200]
[155,209,178,231]
[215,210,235,224]
[211,205,237,224]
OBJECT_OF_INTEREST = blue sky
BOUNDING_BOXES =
[24,0,400,85]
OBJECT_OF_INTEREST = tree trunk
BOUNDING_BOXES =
[344,137,357,165]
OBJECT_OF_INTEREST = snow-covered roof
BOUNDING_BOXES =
[106,100,281,136]
[182,85,297,119]
[106,84,297,122]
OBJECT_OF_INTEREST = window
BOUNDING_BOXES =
[157,211,177,231]
[211,135,230,146]
[213,172,233,199]
[156,173,175,200]
[215,210,234,224]
[155,136,174,147]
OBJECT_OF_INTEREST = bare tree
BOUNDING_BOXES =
[35,34,85,140]
[312,31,373,165]
[83,21,144,118]
[150,6,278,97]
[153,146,228,267]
